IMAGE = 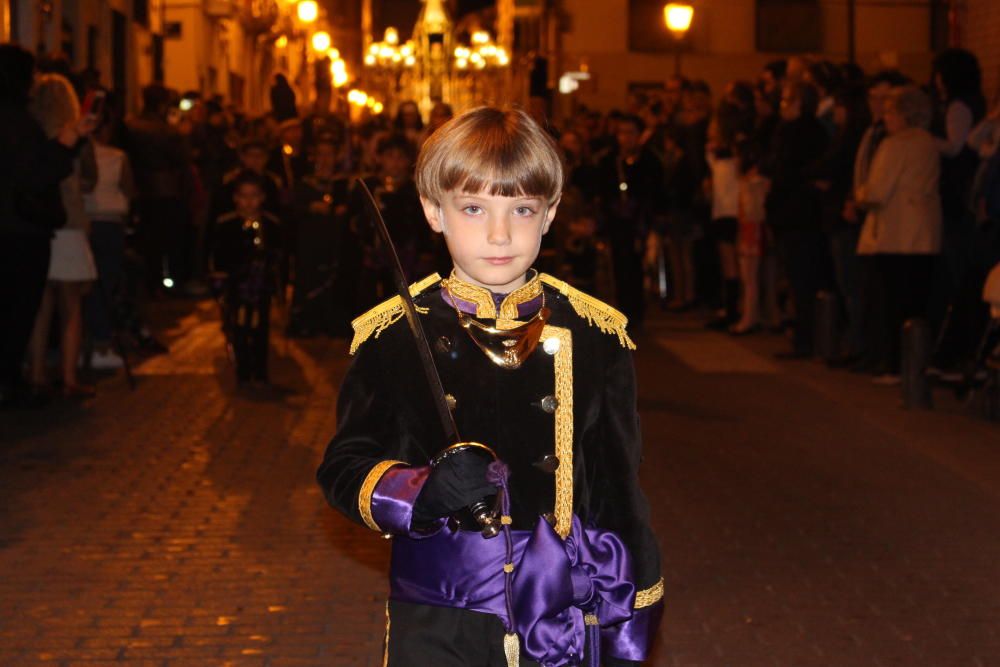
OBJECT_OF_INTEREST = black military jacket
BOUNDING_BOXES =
[317,271,662,601]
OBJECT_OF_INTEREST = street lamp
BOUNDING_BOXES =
[297,0,318,23]
[311,30,331,52]
[663,3,693,75]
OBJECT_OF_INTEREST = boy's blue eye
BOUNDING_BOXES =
[462,205,483,215]
[514,206,537,216]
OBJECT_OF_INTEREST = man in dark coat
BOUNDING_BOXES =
[0,45,84,407]
[125,83,190,292]
[765,81,831,357]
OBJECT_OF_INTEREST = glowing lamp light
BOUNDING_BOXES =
[275,35,288,49]
[366,97,375,108]
[401,42,414,57]
[311,31,331,52]
[472,30,489,45]
[559,71,592,95]
[368,43,380,56]
[348,89,368,106]
[296,0,318,23]
[364,54,376,66]
[327,47,340,60]
[455,57,468,69]
[373,102,384,114]
[497,48,510,66]
[664,3,694,37]
[404,55,416,67]
[379,45,394,59]
[384,27,399,45]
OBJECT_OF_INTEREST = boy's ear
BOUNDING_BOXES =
[541,195,561,235]
[421,196,444,234]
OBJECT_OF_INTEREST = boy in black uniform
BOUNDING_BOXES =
[212,171,282,385]
[317,109,662,666]
[349,133,428,310]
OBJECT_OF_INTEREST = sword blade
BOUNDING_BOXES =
[356,179,461,447]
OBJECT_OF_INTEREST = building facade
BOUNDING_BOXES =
[560,0,942,111]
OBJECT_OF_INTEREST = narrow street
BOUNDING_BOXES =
[1,300,998,666]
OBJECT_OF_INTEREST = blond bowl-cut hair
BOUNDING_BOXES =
[416,107,564,207]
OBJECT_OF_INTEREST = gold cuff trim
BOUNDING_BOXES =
[358,460,405,532]
[350,273,442,354]
[634,578,664,609]
[539,274,636,350]
[584,613,600,626]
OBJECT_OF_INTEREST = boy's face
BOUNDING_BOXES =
[233,183,265,216]
[421,189,559,294]
[378,147,411,181]
[240,147,268,173]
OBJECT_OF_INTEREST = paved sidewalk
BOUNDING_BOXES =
[1,302,999,666]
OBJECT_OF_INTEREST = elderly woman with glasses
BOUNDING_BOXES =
[855,85,942,384]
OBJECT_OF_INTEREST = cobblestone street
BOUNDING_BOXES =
[1,300,999,666]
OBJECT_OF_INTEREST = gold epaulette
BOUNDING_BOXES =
[349,273,442,354]
[539,274,636,350]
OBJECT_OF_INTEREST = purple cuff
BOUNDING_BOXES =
[370,465,432,535]
[602,599,663,661]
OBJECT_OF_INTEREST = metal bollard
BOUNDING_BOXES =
[901,318,933,410]
[814,291,839,363]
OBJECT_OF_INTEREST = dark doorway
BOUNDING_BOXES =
[112,10,127,98]
[152,34,164,83]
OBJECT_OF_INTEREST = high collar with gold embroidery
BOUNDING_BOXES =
[440,271,544,320]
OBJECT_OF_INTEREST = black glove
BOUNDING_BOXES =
[412,448,497,524]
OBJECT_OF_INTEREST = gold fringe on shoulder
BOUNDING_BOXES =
[539,274,636,350]
[350,274,442,354]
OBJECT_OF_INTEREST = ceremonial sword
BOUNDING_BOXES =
[356,179,501,538]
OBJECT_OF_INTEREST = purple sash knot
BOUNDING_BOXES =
[513,515,635,666]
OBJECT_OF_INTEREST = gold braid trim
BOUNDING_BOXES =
[382,601,391,667]
[545,325,574,538]
[358,460,405,532]
[539,274,636,350]
[634,578,664,608]
[350,274,442,354]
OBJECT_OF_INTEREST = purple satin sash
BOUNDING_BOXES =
[389,515,643,666]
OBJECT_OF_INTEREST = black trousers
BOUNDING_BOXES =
[138,197,187,290]
[609,231,645,329]
[386,601,540,667]
[229,295,270,382]
[385,601,637,667]
[874,253,935,374]
[0,234,50,394]
[776,228,830,354]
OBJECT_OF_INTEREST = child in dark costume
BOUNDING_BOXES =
[212,170,281,384]
[317,108,663,666]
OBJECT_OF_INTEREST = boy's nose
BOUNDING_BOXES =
[486,217,512,246]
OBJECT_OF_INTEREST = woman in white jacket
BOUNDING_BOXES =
[856,85,942,382]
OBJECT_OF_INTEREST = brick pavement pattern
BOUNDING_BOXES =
[1,302,999,666]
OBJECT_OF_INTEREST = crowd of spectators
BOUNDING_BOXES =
[553,51,1000,391]
[2,41,999,408]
